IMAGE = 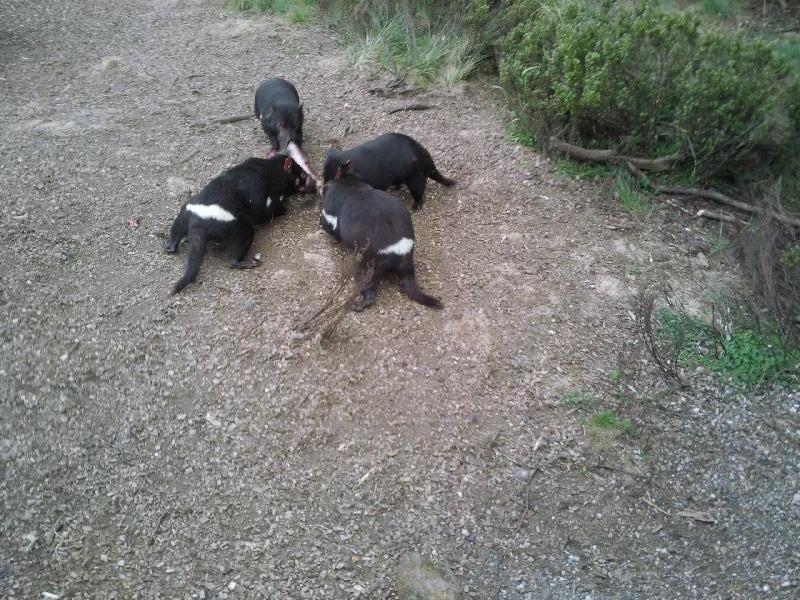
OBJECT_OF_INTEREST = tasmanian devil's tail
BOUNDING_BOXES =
[172,231,208,294]
[429,166,455,186]
[400,273,443,309]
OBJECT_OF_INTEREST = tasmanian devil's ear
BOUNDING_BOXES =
[335,160,351,180]
[283,157,293,173]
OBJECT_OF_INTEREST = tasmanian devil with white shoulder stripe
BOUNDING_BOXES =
[165,155,315,294]
[323,133,454,211]
[321,162,442,311]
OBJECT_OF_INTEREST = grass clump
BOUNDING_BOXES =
[552,158,612,181]
[562,390,594,411]
[589,410,633,433]
[319,0,496,84]
[657,309,800,389]
[227,0,317,23]
[613,170,653,215]
[507,115,537,148]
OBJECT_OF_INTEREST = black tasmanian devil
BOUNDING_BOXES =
[320,162,443,311]
[323,133,454,211]
[254,77,304,151]
[165,155,316,294]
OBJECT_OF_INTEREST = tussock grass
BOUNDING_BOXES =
[227,0,317,23]
[346,9,483,84]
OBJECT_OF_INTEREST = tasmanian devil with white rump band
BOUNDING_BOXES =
[165,155,316,294]
[320,161,443,311]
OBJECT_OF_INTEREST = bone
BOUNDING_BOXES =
[286,142,322,190]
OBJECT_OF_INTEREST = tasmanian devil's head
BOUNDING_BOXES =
[322,148,354,183]
[263,103,303,152]
[281,156,316,195]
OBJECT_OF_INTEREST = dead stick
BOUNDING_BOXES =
[550,137,684,172]
[695,209,741,224]
[216,114,253,124]
[387,103,436,115]
[626,161,800,228]
[659,186,800,227]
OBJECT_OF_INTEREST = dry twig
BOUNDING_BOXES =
[215,114,253,124]
[624,161,800,227]
[294,254,373,342]
[387,103,436,115]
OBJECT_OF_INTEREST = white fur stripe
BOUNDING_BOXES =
[267,197,272,207]
[186,203,236,222]
[321,209,338,230]
[378,237,414,255]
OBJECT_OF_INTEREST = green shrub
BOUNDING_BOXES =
[499,0,799,181]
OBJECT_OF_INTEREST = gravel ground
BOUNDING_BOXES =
[1,1,798,598]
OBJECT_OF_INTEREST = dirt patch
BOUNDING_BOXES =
[0,1,797,599]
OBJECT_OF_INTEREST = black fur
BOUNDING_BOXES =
[254,78,304,151]
[321,170,443,310]
[323,133,454,211]
[165,156,315,294]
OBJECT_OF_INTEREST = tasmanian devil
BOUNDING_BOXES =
[322,133,454,211]
[320,163,443,311]
[254,77,304,151]
[165,155,315,294]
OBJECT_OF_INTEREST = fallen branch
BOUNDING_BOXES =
[659,187,800,228]
[387,103,436,115]
[625,161,800,228]
[215,114,253,124]
[695,209,740,225]
[549,137,684,172]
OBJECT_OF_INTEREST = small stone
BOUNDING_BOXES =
[228,581,237,591]
[792,492,800,506]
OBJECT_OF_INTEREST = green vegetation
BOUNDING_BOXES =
[318,1,496,84]
[562,390,594,410]
[507,115,537,148]
[227,0,317,23]
[499,1,799,183]
[346,12,481,84]
[589,410,633,433]
[552,158,611,181]
[657,309,800,389]
[698,0,743,18]
[614,170,653,215]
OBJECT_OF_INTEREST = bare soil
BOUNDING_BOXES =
[1,1,798,598]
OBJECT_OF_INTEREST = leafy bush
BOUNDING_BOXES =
[499,0,799,181]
